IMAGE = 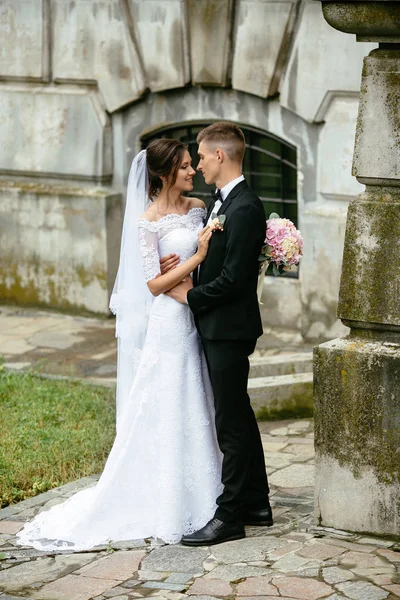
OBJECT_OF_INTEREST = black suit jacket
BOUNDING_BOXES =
[187,180,265,341]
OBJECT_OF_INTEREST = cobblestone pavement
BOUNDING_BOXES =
[0,306,399,599]
[0,420,399,600]
[0,305,118,385]
[0,305,309,385]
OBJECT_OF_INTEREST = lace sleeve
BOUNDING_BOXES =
[137,220,161,282]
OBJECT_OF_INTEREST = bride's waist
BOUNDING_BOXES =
[151,293,190,315]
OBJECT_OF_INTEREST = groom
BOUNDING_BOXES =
[167,122,272,545]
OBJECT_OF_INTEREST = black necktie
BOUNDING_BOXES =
[210,189,223,219]
[208,191,222,226]
[212,189,222,203]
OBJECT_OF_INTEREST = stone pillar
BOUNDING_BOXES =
[314,1,400,536]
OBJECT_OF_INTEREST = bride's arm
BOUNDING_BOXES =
[160,253,180,274]
[145,226,212,297]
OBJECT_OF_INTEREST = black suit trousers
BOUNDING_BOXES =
[201,337,270,523]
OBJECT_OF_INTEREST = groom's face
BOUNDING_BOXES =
[197,141,220,186]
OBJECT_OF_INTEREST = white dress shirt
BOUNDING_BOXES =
[219,174,245,201]
[207,175,245,225]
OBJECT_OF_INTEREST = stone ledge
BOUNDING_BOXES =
[249,373,313,420]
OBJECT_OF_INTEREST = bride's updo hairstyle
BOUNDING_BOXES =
[146,138,187,199]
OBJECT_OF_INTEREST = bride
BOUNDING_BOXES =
[17,139,223,550]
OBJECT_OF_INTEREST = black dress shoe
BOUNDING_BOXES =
[242,504,273,527]
[180,518,245,546]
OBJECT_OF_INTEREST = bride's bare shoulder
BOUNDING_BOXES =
[140,204,157,222]
[188,197,206,210]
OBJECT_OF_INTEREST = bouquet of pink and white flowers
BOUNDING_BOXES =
[257,213,303,303]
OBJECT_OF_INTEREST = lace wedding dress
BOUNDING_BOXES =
[17,207,222,551]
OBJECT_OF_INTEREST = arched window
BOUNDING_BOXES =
[141,122,297,225]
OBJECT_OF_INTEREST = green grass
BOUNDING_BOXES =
[0,370,116,508]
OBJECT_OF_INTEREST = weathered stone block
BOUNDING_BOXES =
[353,50,400,184]
[0,0,48,80]
[232,0,295,98]
[0,86,112,180]
[188,0,232,86]
[318,95,363,198]
[131,0,190,92]
[321,1,400,43]
[261,277,301,331]
[280,2,375,122]
[52,0,145,112]
[0,181,122,314]
[338,188,400,328]
[249,372,313,420]
[314,334,400,536]
[249,352,313,379]
[299,204,349,342]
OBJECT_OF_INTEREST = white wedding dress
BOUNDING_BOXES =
[17,207,222,550]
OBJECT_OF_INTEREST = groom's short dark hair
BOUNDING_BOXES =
[197,122,246,163]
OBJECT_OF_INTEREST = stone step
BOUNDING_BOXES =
[249,352,313,378]
[248,372,313,420]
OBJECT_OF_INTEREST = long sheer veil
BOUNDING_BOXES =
[109,150,154,430]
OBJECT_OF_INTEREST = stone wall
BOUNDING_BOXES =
[0,0,376,334]
[0,181,122,314]
[0,85,112,180]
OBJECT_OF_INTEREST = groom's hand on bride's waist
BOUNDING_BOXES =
[160,253,180,274]
[166,278,193,304]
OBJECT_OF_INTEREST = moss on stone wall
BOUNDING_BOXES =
[338,197,400,326]
[314,333,400,486]
[74,264,107,290]
[0,161,122,317]
[255,402,313,422]
[254,386,314,421]
[0,258,108,316]
[0,264,41,306]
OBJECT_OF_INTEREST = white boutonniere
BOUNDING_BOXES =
[210,213,226,232]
